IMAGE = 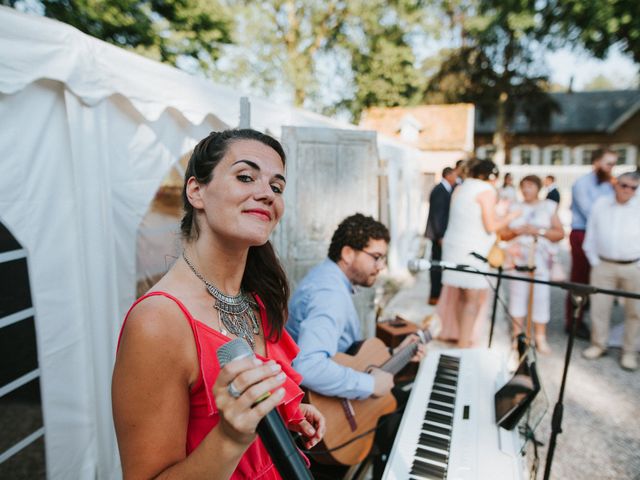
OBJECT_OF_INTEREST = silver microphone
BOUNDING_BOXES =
[407,259,471,273]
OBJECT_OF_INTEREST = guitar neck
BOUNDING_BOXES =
[380,329,433,375]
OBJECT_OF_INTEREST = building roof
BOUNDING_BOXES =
[475,90,640,135]
[360,103,474,151]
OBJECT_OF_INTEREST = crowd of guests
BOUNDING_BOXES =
[424,148,640,371]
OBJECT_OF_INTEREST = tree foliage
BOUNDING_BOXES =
[214,0,426,119]
[332,1,427,121]
[2,0,233,70]
[425,0,558,163]
[544,0,640,64]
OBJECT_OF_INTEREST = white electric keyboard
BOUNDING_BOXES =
[383,348,525,480]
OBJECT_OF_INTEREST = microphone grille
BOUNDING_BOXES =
[216,338,254,367]
[407,259,421,273]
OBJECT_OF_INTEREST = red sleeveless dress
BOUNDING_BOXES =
[118,291,306,479]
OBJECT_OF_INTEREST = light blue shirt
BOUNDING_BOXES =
[570,172,614,230]
[286,259,375,399]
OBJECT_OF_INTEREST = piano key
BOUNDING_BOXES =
[425,411,453,424]
[436,367,458,376]
[434,375,458,386]
[440,354,460,362]
[428,401,454,414]
[432,383,457,395]
[423,422,451,436]
[415,446,449,464]
[419,432,450,450]
[430,392,455,404]
[411,458,446,478]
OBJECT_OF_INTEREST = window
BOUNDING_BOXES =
[520,148,532,165]
[550,148,564,165]
[479,146,496,160]
[581,147,597,165]
[614,147,628,165]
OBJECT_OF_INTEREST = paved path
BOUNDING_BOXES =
[380,251,640,480]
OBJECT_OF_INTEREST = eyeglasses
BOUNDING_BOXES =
[360,250,387,266]
[618,183,638,191]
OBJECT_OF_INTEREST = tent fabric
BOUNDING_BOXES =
[0,6,428,479]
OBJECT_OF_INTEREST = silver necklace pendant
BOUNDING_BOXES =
[183,252,259,350]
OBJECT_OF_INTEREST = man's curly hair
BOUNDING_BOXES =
[328,213,390,262]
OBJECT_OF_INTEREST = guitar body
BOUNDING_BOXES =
[306,337,397,466]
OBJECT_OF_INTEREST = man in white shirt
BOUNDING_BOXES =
[582,172,640,370]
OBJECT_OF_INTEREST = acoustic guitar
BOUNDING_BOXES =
[306,320,440,466]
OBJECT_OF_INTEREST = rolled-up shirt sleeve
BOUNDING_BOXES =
[292,287,374,400]
[583,200,601,267]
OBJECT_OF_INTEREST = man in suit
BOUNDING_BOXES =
[425,167,458,305]
[544,175,560,204]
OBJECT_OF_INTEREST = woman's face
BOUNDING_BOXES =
[190,139,286,247]
[520,180,540,202]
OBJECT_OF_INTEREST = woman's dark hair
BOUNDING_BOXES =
[468,159,499,180]
[328,213,390,262]
[502,172,512,188]
[520,174,542,191]
[180,129,289,340]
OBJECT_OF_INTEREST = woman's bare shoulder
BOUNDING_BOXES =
[119,293,194,357]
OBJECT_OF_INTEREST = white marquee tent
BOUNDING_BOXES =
[0,6,428,478]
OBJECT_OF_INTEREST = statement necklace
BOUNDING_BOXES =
[183,252,260,350]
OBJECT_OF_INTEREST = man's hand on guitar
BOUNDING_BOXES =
[394,333,427,363]
[370,367,394,398]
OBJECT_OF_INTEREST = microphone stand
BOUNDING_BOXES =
[413,262,640,479]
[487,265,502,348]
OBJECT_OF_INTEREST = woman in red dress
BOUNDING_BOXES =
[112,129,325,479]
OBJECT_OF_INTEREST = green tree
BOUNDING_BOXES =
[545,0,640,64]
[2,0,233,71]
[215,0,350,108]
[425,0,557,164]
[332,1,427,121]
[216,0,426,118]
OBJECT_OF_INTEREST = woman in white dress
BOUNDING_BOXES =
[499,172,518,204]
[439,160,521,347]
[504,175,564,354]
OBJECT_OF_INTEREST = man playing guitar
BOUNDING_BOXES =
[286,213,426,479]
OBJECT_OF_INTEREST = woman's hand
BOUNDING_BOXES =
[213,357,287,446]
[290,404,326,449]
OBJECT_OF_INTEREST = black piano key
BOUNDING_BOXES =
[438,361,459,370]
[419,432,450,450]
[409,469,443,480]
[436,367,458,376]
[425,411,453,425]
[423,422,451,436]
[440,354,460,363]
[431,392,455,404]
[411,458,446,479]
[432,384,457,395]
[428,401,454,414]
[434,375,458,386]
[415,446,448,464]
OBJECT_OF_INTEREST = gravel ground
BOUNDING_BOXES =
[382,248,640,480]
